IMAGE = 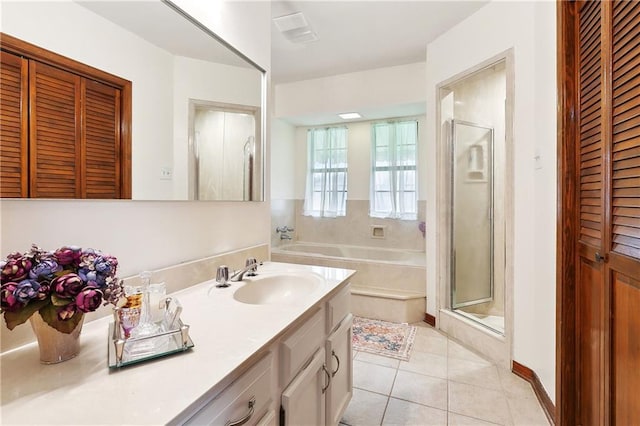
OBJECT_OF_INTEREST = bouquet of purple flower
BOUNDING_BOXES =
[0,245,124,333]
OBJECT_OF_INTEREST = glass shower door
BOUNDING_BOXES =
[191,104,257,201]
[450,120,494,309]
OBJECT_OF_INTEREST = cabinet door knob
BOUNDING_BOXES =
[225,396,255,426]
[331,350,340,377]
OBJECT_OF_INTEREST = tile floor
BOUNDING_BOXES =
[340,322,550,426]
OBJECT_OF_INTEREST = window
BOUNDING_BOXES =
[303,127,348,217]
[370,120,418,219]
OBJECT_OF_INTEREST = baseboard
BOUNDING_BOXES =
[512,360,556,425]
[424,312,436,327]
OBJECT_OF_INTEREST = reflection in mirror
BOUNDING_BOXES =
[0,0,265,201]
[190,101,260,200]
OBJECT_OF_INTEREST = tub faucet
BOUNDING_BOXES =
[276,225,294,240]
[230,258,262,282]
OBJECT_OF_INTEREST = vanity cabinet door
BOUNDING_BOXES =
[255,410,277,426]
[279,306,325,386]
[326,284,351,334]
[325,314,353,426]
[183,353,273,426]
[281,348,327,426]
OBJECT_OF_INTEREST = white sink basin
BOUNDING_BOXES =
[233,272,324,305]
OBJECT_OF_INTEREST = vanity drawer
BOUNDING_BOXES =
[326,283,351,334]
[184,352,273,426]
[280,306,325,386]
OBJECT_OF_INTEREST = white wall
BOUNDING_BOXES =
[275,62,426,125]
[0,1,271,343]
[425,0,557,399]
[532,0,558,401]
[271,119,297,200]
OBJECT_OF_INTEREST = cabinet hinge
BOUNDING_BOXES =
[279,405,285,426]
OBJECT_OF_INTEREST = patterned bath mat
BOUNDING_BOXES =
[352,316,417,361]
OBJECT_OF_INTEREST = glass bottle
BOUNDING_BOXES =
[131,271,160,337]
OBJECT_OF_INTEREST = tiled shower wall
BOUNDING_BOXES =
[271,199,426,251]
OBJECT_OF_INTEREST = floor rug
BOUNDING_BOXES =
[352,316,417,361]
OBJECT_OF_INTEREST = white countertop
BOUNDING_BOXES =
[0,262,355,425]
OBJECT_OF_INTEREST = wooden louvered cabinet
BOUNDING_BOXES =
[0,51,28,197]
[558,1,640,425]
[0,33,131,199]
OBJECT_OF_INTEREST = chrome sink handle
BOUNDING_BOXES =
[244,258,258,277]
[215,265,230,288]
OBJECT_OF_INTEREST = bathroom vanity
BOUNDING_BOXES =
[0,262,355,425]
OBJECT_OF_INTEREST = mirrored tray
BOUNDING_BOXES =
[107,298,194,368]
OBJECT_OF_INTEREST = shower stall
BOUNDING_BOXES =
[440,59,507,336]
[189,100,259,201]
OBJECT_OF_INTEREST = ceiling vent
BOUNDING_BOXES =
[273,12,318,44]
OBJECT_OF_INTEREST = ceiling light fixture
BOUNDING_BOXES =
[338,112,362,120]
[273,12,319,44]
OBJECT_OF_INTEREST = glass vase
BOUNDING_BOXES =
[29,312,84,364]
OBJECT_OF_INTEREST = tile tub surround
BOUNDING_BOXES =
[0,244,269,353]
[351,288,426,324]
[272,242,426,323]
[0,261,355,424]
[288,199,427,251]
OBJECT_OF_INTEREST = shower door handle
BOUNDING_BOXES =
[451,251,456,292]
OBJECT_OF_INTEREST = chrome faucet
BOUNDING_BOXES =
[276,226,294,240]
[229,258,261,282]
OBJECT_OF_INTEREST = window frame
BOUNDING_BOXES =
[370,119,418,220]
[304,126,348,217]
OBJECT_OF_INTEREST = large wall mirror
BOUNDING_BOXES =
[0,0,265,201]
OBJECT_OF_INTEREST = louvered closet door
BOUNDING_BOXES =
[82,79,121,198]
[0,51,29,197]
[609,1,640,423]
[576,1,605,424]
[29,60,82,198]
[575,1,640,424]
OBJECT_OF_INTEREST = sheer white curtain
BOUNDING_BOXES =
[370,120,417,219]
[303,127,348,217]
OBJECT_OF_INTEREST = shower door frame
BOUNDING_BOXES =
[449,119,495,310]
[434,49,515,353]
[188,99,261,201]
